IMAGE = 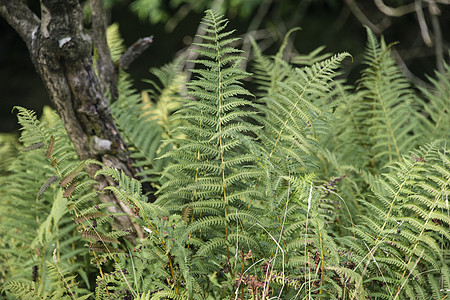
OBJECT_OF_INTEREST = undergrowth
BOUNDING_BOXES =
[1,10,449,299]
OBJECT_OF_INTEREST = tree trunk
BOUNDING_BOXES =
[0,0,145,239]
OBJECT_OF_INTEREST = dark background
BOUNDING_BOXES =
[1,0,448,133]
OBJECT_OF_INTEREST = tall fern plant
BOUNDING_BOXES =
[158,8,263,280]
[155,10,352,298]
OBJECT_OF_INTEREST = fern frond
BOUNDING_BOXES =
[358,27,420,166]
[96,166,142,195]
[250,28,299,96]
[254,52,350,173]
[418,61,450,142]
[343,141,450,298]
[111,67,184,186]
[1,107,101,298]
[291,45,333,66]
[13,106,51,147]
[106,23,125,62]
[2,280,39,299]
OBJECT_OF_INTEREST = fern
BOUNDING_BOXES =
[356,27,420,167]
[254,52,350,174]
[250,28,299,96]
[159,10,262,220]
[340,141,450,299]
[153,10,270,297]
[417,61,450,142]
[111,74,165,186]
[111,58,186,189]
[2,10,450,300]
[106,23,125,63]
[0,107,100,299]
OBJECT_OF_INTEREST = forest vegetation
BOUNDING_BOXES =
[0,1,449,299]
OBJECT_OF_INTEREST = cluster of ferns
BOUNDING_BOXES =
[1,10,449,300]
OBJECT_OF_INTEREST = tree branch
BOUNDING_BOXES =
[0,0,40,52]
[415,0,433,46]
[118,36,153,70]
[374,0,416,17]
[429,2,444,73]
[91,0,117,99]
[1,0,147,241]
[344,0,381,34]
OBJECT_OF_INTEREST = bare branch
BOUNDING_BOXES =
[429,2,444,72]
[165,3,192,32]
[119,36,153,70]
[374,0,416,17]
[425,0,450,4]
[344,0,381,34]
[391,47,432,89]
[0,0,40,52]
[415,0,433,46]
[240,0,273,70]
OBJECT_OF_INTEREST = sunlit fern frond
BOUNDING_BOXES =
[158,9,263,207]
[143,56,186,133]
[155,10,268,296]
[106,22,125,63]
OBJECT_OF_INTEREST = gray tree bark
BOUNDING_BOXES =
[0,0,148,240]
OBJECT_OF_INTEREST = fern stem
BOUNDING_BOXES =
[393,249,425,299]
[212,11,232,279]
[168,253,178,294]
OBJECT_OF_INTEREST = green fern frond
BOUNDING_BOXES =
[418,61,450,142]
[158,11,264,251]
[0,133,19,176]
[359,27,420,166]
[111,69,183,186]
[96,166,142,195]
[1,107,102,298]
[13,106,49,145]
[291,45,333,66]
[2,280,39,299]
[343,140,450,298]
[254,52,350,173]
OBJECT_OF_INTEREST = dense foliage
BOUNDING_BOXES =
[1,10,449,299]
